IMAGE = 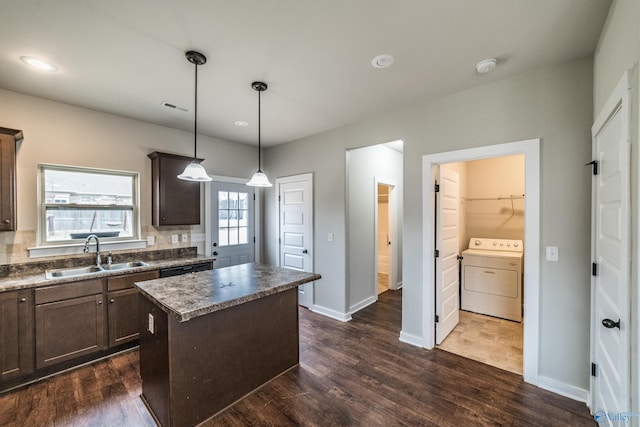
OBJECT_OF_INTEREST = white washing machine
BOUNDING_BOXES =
[461,238,523,322]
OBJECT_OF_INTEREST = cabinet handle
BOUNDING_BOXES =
[3,219,9,224]
[98,300,103,305]
[110,299,115,303]
[20,297,26,302]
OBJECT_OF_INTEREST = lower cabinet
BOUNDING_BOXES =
[35,278,106,369]
[0,290,34,380]
[107,270,159,347]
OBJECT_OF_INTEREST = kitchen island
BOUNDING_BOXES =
[135,263,320,427]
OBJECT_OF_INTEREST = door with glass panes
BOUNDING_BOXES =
[211,182,255,268]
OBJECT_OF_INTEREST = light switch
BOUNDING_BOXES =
[328,232,334,242]
[546,246,559,262]
[171,234,179,244]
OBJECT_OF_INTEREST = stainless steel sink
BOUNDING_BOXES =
[102,261,149,271]
[45,261,149,279]
[45,265,104,279]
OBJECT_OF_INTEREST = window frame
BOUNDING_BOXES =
[37,163,141,246]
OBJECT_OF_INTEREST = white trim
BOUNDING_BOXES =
[204,175,262,261]
[399,331,423,347]
[349,295,377,314]
[538,375,590,403]
[420,138,540,386]
[28,239,147,258]
[310,304,352,322]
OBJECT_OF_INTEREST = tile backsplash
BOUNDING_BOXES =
[0,225,204,265]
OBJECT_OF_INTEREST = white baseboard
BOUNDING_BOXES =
[537,375,589,403]
[349,296,377,315]
[310,305,352,322]
[399,330,423,347]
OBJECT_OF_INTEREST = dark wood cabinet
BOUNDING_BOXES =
[107,270,159,347]
[0,290,34,380]
[35,278,106,369]
[148,151,202,226]
[0,127,22,232]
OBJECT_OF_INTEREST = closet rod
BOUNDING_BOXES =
[463,194,524,202]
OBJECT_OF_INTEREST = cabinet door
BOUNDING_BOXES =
[35,294,105,368]
[108,288,139,347]
[0,133,17,231]
[0,290,34,380]
[149,151,201,226]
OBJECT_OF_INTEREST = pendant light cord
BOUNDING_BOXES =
[193,61,198,160]
[258,89,262,171]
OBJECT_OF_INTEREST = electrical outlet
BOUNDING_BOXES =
[328,232,334,242]
[171,234,179,244]
[146,235,155,245]
[182,234,189,243]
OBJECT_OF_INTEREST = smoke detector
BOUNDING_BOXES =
[475,58,497,74]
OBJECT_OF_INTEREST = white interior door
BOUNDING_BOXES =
[211,182,255,268]
[591,73,631,421]
[435,166,460,345]
[277,174,314,307]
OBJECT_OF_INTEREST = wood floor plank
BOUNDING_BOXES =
[0,290,595,426]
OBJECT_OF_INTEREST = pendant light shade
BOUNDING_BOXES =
[178,50,212,182]
[247,81,272,187]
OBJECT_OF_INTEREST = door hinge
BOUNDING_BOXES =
[434,184,440,193]
[434,249,440,258]
[586,160,598,175]
[435,314,440,323]
[278,195,281,202]
[592,262,598,276]
[253,236,256,243]
[591,362,597,377]
[253,193,256,200]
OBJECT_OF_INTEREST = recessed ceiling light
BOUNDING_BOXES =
[475,58,497,74]
[20,56,57,71]
[235,121,249,127]
[371,54,395,69]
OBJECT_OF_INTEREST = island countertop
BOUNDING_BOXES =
[135,262,321,322]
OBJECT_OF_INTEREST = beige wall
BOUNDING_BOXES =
[0,88,258,264]
[463,155,525,244]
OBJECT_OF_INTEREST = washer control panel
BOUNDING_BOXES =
[469,238,523,252]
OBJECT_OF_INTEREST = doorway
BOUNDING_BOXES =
[421,138,540,384]
[434,156,525,375]
[376,183,395,295]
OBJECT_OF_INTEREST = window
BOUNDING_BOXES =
[38,164,140,245]
[217,190,249,246]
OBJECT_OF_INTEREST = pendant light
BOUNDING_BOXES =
[178,51,212,182]
[246,81,272,187]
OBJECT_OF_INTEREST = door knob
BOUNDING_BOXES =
[602,318,621,329]
[302,249,308,254]
[213,251,218,256]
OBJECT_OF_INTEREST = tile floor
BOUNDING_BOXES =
[437,310,523,375]
[378,273,389,294]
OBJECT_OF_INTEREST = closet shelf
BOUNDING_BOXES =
[463,194,524,202]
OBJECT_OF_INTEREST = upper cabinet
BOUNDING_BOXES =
[0,127,22,232]
[148,151,201,226]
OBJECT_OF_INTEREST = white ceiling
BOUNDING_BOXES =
[0,0,611,147]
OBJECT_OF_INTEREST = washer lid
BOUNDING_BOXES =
[462,248,523,259]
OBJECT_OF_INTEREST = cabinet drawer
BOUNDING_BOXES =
[108,270,159,291]
[35,278,104,304]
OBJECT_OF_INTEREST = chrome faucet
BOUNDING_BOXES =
[83,234,101,267]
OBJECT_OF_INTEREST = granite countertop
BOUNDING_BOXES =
[0,254,215,292]
[135,262,321,322]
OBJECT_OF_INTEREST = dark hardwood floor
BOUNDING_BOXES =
[0,290,595,426]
